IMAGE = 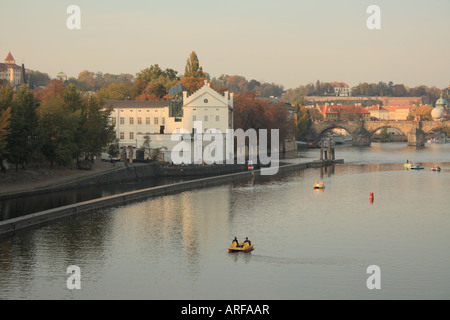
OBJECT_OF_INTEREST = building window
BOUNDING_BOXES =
[193,115,197,122]
[129,132,134,140]
[111,117,116,125]
[137,117,142,125]
[154,118,159,125]
[129,117,134,125]
[120,132,124,140]
[216,115,219,122]
[120,117,124,125]
[146,117,150,124]
[162,117,165,125]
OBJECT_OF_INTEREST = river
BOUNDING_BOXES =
[0,142,449,299]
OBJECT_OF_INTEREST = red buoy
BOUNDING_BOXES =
[370,193,374,199]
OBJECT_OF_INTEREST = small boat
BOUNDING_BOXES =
[228,241,254,253]
[410,165,424,170]
[404,163,412,169]
[431,166,441,172]
[313,181,325,189]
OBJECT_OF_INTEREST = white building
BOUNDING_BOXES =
[105,81,234,162]
[330,82,351,97]
[0,52,22,87]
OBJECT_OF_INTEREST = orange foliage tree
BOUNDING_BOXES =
[233,92,295,147]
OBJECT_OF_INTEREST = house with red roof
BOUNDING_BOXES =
[0,52,23,87]
[317,104,371,121]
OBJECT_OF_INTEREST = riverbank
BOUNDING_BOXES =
[0,162,248,201]
[0,159,343,238]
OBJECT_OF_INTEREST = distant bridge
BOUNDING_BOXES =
[308,120,450,146]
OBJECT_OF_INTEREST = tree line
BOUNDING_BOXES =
[0,83,114,171]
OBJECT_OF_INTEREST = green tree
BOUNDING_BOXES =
[39,95,81,166]
[6,86,39,170]
[296,105,312,140]
[184,51,206,78]
[136,64,179,83]
[78,96,115,161]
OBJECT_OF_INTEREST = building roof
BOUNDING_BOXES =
[319,104,370,114]
[5,52,14,63]
[103,100,171,109]
[436,94,448,109]
[366,106,389,111]
[382,106,417,112]
[0,62,21,71]
[329,82,349,88]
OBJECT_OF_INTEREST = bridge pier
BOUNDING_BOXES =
[352,126,371,147]
[407,128,426,147]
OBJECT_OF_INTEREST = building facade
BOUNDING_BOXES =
[330,82,351,97]
[317,104,371,121]
[0,52,22,87]
[105,81,234,162]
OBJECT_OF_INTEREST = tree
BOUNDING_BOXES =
[407,106,433,121]
[184,51,206,78]
[97,81,138,101]
[78,96,115,161]
[0,107,11,160]
[27,70,51,88]
[6,86,39,170]
[38,95,80,166]
[136,64,179,83]
[181,77,208,95]
[296,105,312,141]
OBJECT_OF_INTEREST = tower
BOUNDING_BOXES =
[4,52,15,65]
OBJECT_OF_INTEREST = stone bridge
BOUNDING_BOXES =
[308,120,450,146]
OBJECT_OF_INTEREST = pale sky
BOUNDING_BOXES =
[1,0,449,89]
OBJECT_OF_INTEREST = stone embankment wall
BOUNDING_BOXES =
[0,160,342,238]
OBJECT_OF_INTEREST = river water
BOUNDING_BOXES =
[0,142,449,299]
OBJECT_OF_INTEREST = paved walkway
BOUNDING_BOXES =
[0,161,129,195]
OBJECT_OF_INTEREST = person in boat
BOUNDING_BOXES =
[406,160,409,163]
[244,237,251,246]
[232,237,240,247]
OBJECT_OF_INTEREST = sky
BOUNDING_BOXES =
[1,0,449,90]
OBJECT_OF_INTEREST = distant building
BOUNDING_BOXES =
[382,106,417,121]
[317,104,371,121]
[330,82,350,97]
[366,105,390,120]
[0,52,23,87]
[56,71,68,82]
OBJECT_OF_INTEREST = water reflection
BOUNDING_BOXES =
[0,177,196,221]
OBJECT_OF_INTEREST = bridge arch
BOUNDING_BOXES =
[367,124,409,138]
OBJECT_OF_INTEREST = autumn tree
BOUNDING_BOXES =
[180,77,208,95]
[407,106,433,121]
[296,105,312,141]
[234,92,295,147]
[184,51,206,78]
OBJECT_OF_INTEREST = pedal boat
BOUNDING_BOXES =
[228,241,254,253]
[431,166,441,172]
[410,164,424,170]
[313,182,325,190]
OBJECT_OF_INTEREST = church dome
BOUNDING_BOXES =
[431,107,444,120]
[435,94,447,109]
